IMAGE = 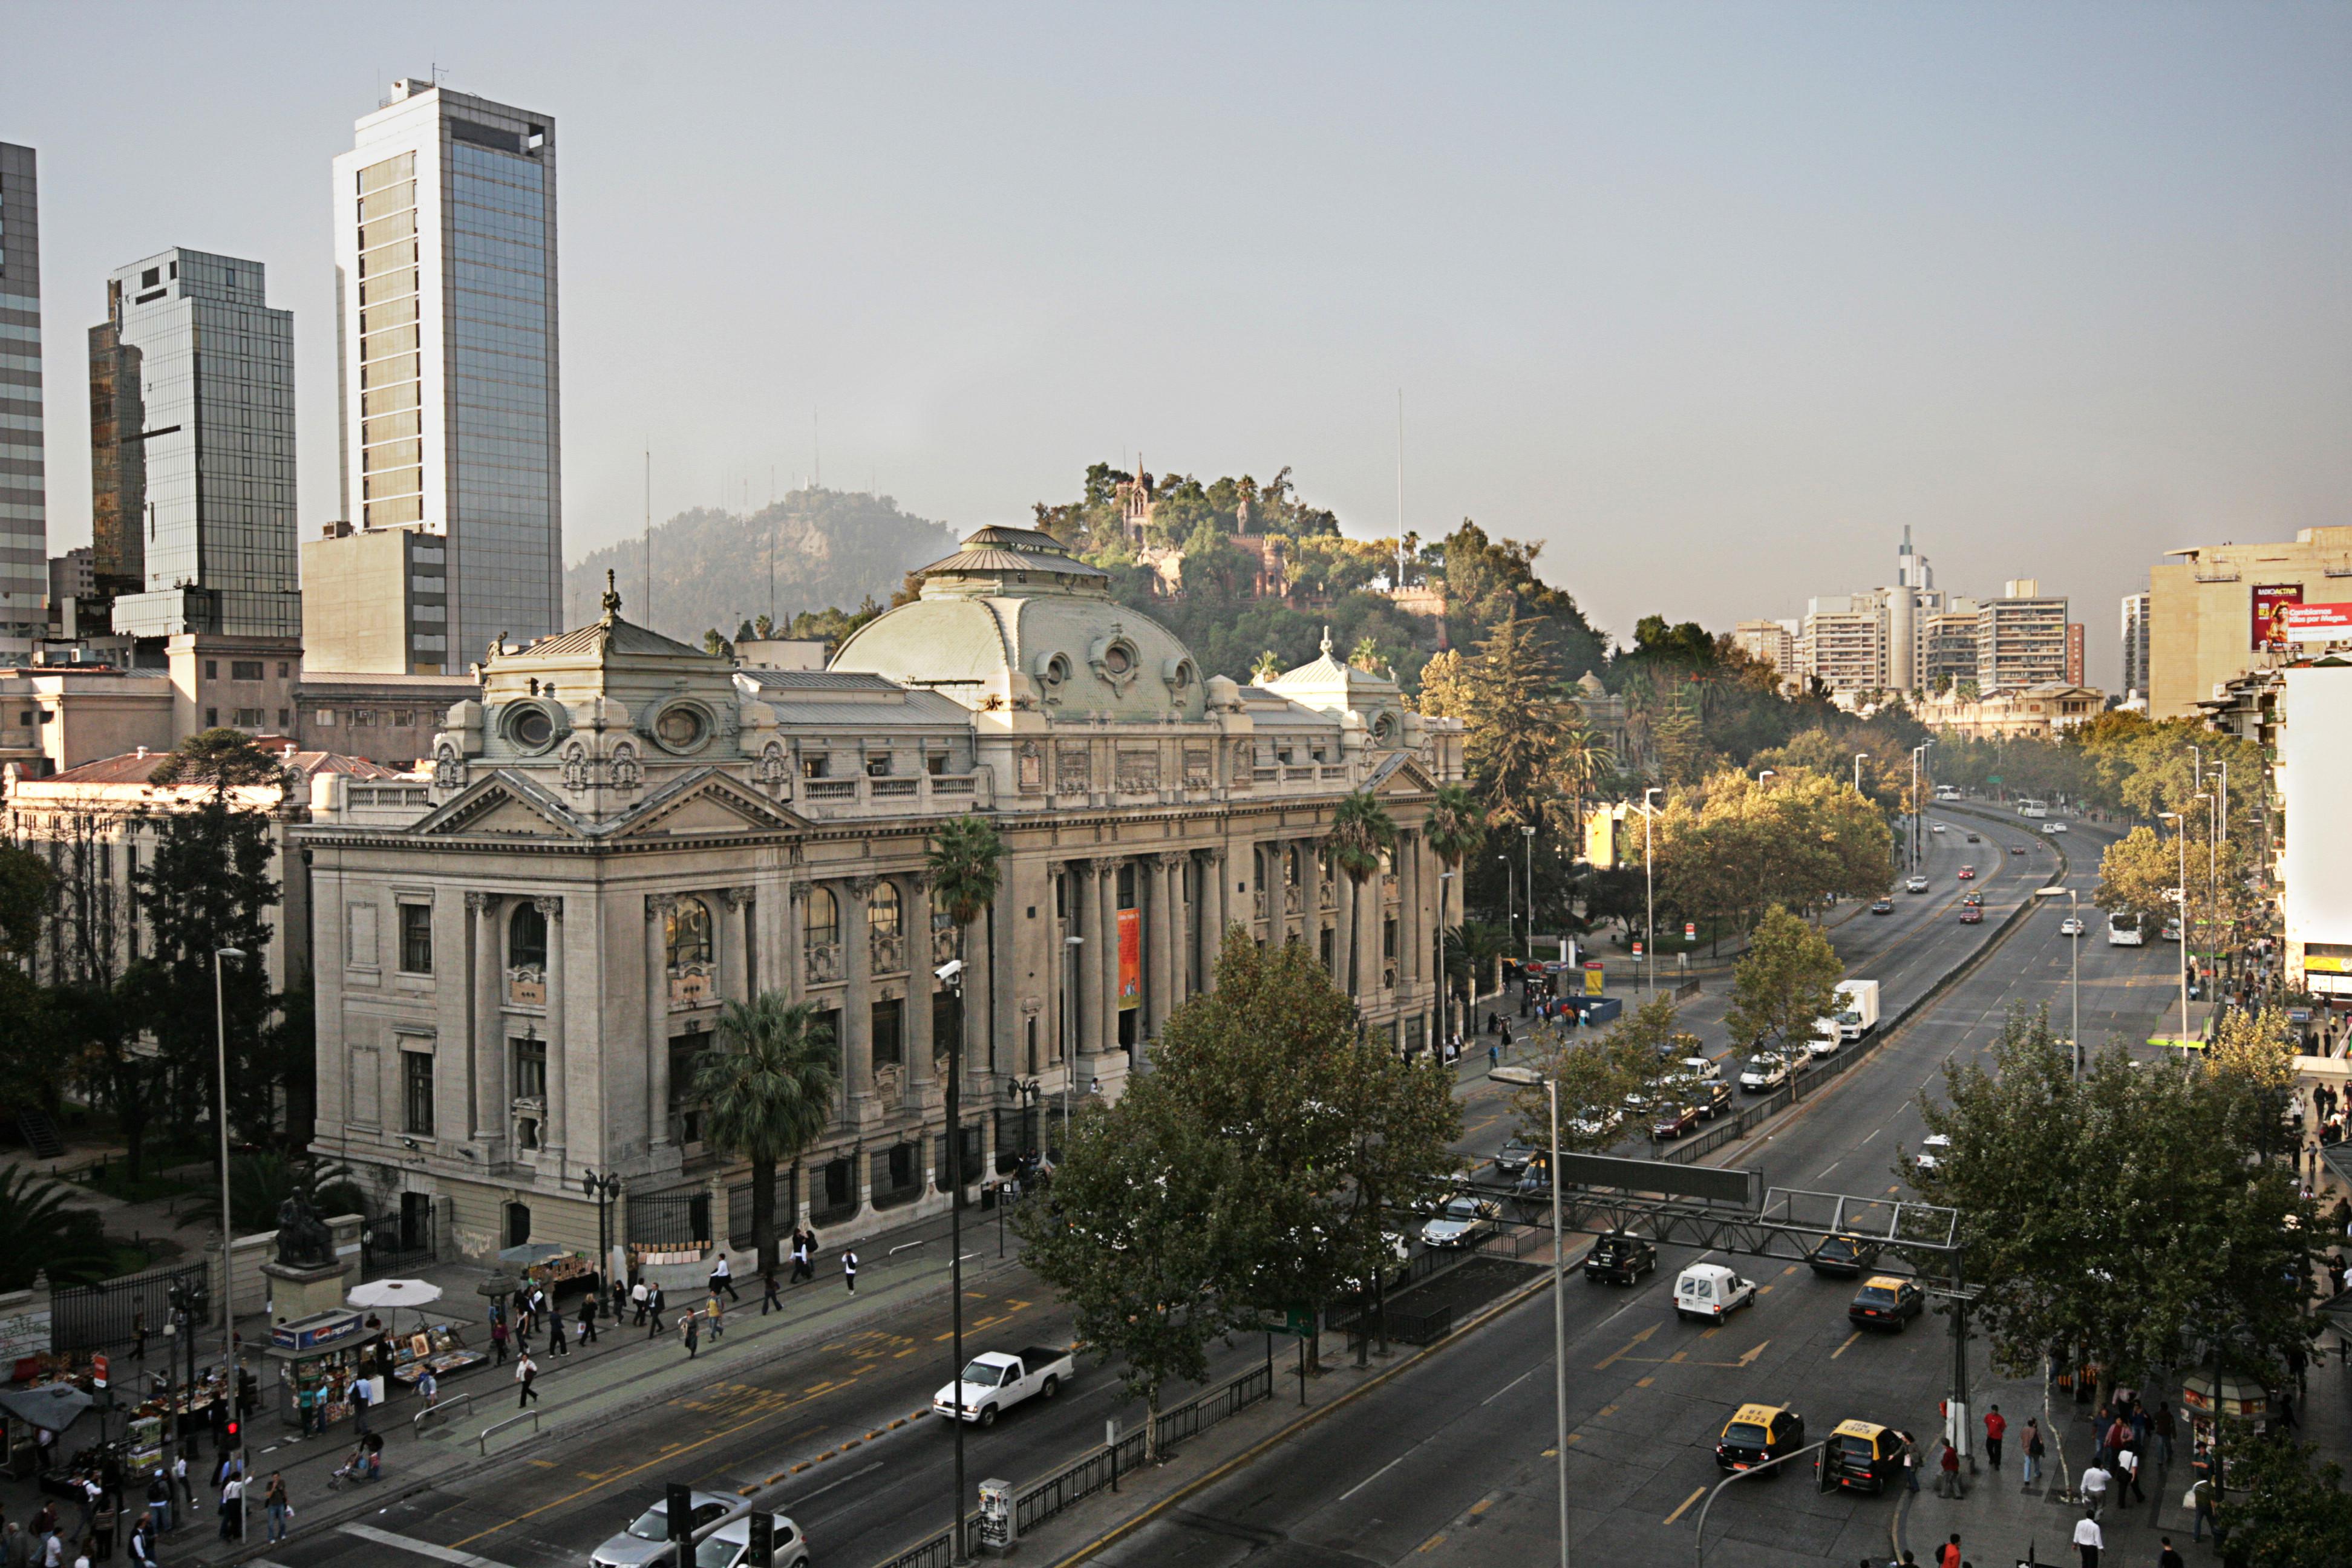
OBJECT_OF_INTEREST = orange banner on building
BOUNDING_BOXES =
[1118,908,1142,1008]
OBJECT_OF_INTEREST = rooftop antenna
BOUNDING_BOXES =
[812,407,821,491]
[1395,388,1405,541]
[643,449,652,627]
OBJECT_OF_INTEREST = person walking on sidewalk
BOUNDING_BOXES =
[842,1247,859,1295]
[1983,1405,2005,1471]
[515,1352,540,1409]
[760,1267,782,1315]
[2071,1512,2101,1567]
[263,1472,287,1544]
[578,1293,599,1345]
[2079,1460,2109,1521]
[2152,1402,2175,1468]
[2115,1441,2142,1504]
[491,1317,509,1367]
[1936,1438,1961,1497]
[645,1284,666,1336]
[706,1294,723,1341]
[681,1310,700,1359]
[709,1253,740,1302]
[2022,1417,2044,1489]
[632,1279,649,1326]
[417,1367,438,1410]
[1900,1431,1919,1493]
[351,1373,373,1436]
[2157,1536,2184,1568]
[547,1305,569,1357]
[791,1229,815,1285]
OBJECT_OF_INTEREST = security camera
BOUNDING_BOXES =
[399,1137,421,1152]
[935,958,965,983]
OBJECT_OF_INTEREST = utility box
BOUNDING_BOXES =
[978,1477,1016,1553]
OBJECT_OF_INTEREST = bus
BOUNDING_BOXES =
[2017,799,2050,818]
[2108,911,2146,947]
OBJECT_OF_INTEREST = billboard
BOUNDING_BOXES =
[1117,907,1140,1010]
[2282,603,2352,644]
[1555,1152,1760,1209]
[2253,583,2305,651]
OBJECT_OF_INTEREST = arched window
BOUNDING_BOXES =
[869,880,901,939]
[931,884,956,935]
[666,897,713,970]
[508,903,547,971]
[806,886,838,948]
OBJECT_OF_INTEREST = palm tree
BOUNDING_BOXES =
[1422,785,1486,1045]
[0,1164,115,1290]
[1250,649,1284,684]
[692,995,838,1272]
[926,812,1008,1134]
[1443,921,1514,1033]
[1324,792,1399,994]
[177,1152,365,1236]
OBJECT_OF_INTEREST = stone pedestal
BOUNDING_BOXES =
[261,1259,351,1325]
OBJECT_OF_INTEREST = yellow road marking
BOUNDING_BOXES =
[1470,1497,1494,1516]
[1664,1485,1707,1524]
[1419,1534,1446,1553]
[1736,1341,1771,1367]
[1636,1376,1655,1387]
[1593,1324,1658,1370]
[1829,1331,1862,1361]
[1596,1404,1616,1419]
[1781,1264,1800,1275]
[1699,1326,1720,1339]
[1667,1351,1688,1364]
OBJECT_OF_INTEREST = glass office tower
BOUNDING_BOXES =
[0,143,44,645]
[91,249,301,638]
[325,79,561,674]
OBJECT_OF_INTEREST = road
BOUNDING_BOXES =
[248,806,2139,1568]
[1076,806,2175,1567]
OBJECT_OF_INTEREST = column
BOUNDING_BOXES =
[1149,854,1181,1034]
[1299,840,1324,963]
[1094,857,1121,1053]
[842,877,877,1123]
[468,892,502,1147]
[538,896,566,1156]
[721,887,753,1005]
[1196,848,1226,991]
[644,895,674,1151]
[1359,858,1383,995]
[1334,862,1356,993]
[1073,861,1100,1057]
[784,882,808,1005]
[904,873,935,1100]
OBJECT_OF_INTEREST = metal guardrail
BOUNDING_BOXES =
[1330,1301,1455,1345]
[1154,1362,1273,1448]
[414,1391,471,1436]
[476,1406,542,1455]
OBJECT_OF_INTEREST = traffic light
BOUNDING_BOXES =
[665,1483,693,1543]
[744,1512,774,1568]
[223,1419,241,1454]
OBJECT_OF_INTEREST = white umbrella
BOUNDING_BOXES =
[346,1279,443,1310]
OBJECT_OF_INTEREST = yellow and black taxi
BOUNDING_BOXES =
[1823,1419,1906,1494]
[1715,1402,1807,1475]
[1847,1275,1925,1331]
[1806,1232,1877,1278]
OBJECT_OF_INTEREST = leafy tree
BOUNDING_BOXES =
[2209,1419,2352,1567]
[145,728,289,792]
[1423,785,1487,1030]
[1912,1008,2318,1400]
[1521,994,1696,1153]
[1250,649,1283,684]
[0,842,50,959]
[1444,921,1513,1020]
[1655,770,1892,936]
[1325,793,1398,992]
[702,628,736,659]
[0,1164,114,1289]
[691,995,838,1271]
[1723,905,1843,1052]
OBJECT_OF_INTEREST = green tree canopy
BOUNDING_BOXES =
[146,728,290,793]
[1723,904,1844,1052]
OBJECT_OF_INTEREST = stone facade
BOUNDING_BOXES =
[299,527,1463,1260]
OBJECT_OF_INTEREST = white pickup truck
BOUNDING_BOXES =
[932,1345,1074,1428]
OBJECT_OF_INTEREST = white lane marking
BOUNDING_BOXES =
[1860,1128,1880,1143]
[340,1523,512,1568]
[1339,1448,1417,1502]
[787,1457,884,1507]
[1478,1367,1541,1408]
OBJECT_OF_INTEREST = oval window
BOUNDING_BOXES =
[656,707,707,748]
[1172,661,1193,690]
[1104,644,1134,676]
[511,707,554,749]
[1044,655,1071,688]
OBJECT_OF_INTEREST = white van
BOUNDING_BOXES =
[1674,1262,1759,1322]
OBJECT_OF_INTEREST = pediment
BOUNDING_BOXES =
[1364,751,1439,796]
[610,769,807,839]
[414,773,584,838]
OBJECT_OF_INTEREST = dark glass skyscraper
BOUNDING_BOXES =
[0,143,44,646]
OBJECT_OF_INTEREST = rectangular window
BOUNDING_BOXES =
[278,662,290,678]
[872,999,903,1067]
[801,753,831,779]
[316,709,335,727]
[277,709,289,729]
[512,1037,547,1100]
[233,708,264,728]
[402,1050,435,1135]
[351,710,377,727]
[398,903,433,974]
[347,902,379,967]
[205,707,218,727]
[230,660,264,681]
[204,661,218,679]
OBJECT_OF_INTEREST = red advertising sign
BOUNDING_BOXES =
[2282,603,2352,642]
[1684,923,1696,940]
[2252,583,2304,650]
[1117,907,1140,1009]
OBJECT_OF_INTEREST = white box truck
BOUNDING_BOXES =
[1831,979,1880,1042]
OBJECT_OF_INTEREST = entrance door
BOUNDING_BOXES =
[400,1191,431,1252]
[505,1201,532,1249]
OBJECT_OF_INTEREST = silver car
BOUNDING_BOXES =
[693,1511,811,1568]
[593,1492,739,1568]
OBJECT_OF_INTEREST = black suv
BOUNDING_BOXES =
[1583,1232,1657,1285]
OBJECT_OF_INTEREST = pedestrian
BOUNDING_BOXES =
[710,1253,740,1302]
[2079,1460,2109,1521]
[646,1283,666,1335]
[2158,1537,2184,1568]
[843,1247,858,1294]
[548,1305,569,1357]
[1984,1404,2005,1472]
[2115,1442,2142,1504]
[2071,1511,2101,1567]
[1937,1439,1961,1498]
[491,1316,510,1366]
[2022,1417,2045,1489]
[1901,1431,1919,1493]
[578,1293,599,1345]
[632,1279,649,1325]
[1937,1535,1960,1568]
[515,1351,540,1408]
[760,1267,782,1315]
[264,1472,288,1544]
[217,1473,243,1541]
[418,1367,439,1409]
[612,1274,629,1326]
[707,1294,723,1341]
[2190,1476,2216,1543]
[351,1372,373,1436]
[124,1516,154,1568]
[1488,1042,1499,1070]
[2152,1402,2174,1468]
[171,1448,190,1521]
[682,1310,700,1359]
[36,1529,57,1568]
[295,1379,318,1437]
[144,1472,169,1535]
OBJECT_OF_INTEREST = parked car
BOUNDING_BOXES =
[1869,898,1895,915]
[1956,864,1975,880]
[691,1512,812,1568]
[1566,1106,1623,1143]
[594,1492,739,1568]
[1494,1138,1537,1180]
[1714,1402,1806,1474]
[1675,1262,1759,1322]
[1807,1233,1877,1278]
[1958,907,1982,924]
[1738,1053,1792,1092]
[1824,1419,1906,1494]
[1847,1275,1925,1331]
[1650,1102,1700,1140]
[1422,1194,1500,1249]
[1676,1057,1734,1119]
[1583,1231,1658,1284]
[1905,875,1929,893]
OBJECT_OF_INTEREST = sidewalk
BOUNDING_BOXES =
[122,1200,1027,1566]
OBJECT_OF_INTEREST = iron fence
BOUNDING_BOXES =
[1154,1362,1273,1448]
[871,1534,959,1568]
[1330,1301,1455,1345]
[726,1172,796,1250]
[49,1263,205,1356]
[627,1192,710,1248]
[360,1207,436,1277]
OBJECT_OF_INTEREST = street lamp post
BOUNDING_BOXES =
[1498,855,1515,1005]
[1640,788,1663,995]
[212,946,246,1540]
[938,957,972,1564]
[1521,825,1536,961]
[2214,762,2229,994]
[2034,887,2080,1079]
[1491,1065,1566,1568]
[1852,751,1869,796]
[1437,870,1457,1053]
[1910,742,1933,873]
[581,1171,623,1286]
[2161,805,2204,1053]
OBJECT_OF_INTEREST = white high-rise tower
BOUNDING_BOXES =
[313,79,560,675]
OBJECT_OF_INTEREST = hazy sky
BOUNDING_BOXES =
[8,2,2347,688]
